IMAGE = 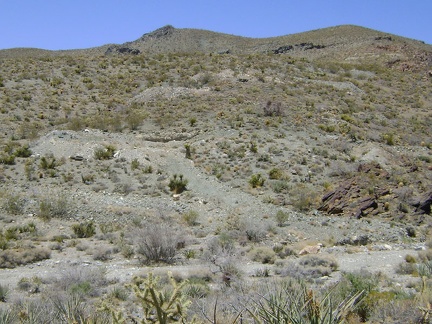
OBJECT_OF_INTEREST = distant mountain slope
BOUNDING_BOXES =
[1,24,431,71]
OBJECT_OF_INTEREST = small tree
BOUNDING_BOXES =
[168,174,188,194]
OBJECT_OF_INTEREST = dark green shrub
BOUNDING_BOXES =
[249,246,276,264]
[182,210,199,226]
[38,196,69,221]
[2,194,24,214]
[0,284,9,302]
[72,222,96,238]
[0,154,15,165]
[249,173,265,188]
[40,155,57,169]
[131,158,140,170]
[94,145,116,160]
[14,144,32,158]
[268,168,283,180]
[168,174,188,194]
[275,210,289,226]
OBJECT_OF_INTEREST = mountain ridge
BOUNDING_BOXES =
[1,24,430,60]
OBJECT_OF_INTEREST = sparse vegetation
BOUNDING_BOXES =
[0,24,430,323]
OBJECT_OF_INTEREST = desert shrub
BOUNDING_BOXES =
[382,132,395,145]
[268,167,284,180]
[2,193,24,214]
[168,174,188,194]
[183,280,210,298]
[0,308,16,323]
[204,233,236,259]
[417,248,432,263]
[271,180,291,193]
[71,221,96,238]
[184,144,192,159]
[291,186,316,212]
[109,286,129,301]
[0,154,15,165]
[245,222,267,242]
[94,144,116,160]
[14,144,32,157]
[249,173,265,188]
[182,210,199,226]
[39,154,57,169]
[263,100,283,117]
[143,165,153,173]
[81,174,95,184]
[17,276,43,294]
[38,195,69,221]
[299,255,338,271]
[250,279,363,324]
[55,266,108,298]
[135,223,180,264]
[131,158,140,170]
[129,272,191,323]
[335,271,381,321]
[417,260,432,278]
[0,284,9,302]
[249,246,276,264]
[0,248,51,268]
[92,247,114,261]
[277,255,338,280]
[275,210,289,226]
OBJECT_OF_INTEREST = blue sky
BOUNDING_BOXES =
[1,0,431,50]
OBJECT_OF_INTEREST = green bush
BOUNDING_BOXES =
[168,174,188,194]
[268,168,284,180]
[249,173,265,188]
[2,193,24,215]
[249,246,276,264]
[72,222,96,238]
[0,154,15,165]
[14,144,32,158]
[38,196,69,221]
[182,210,199,226]
[275,210,289,226]
[131,158,140,170]
[94,145,116,160]
[250,280,363,323]
[0,284,9,302]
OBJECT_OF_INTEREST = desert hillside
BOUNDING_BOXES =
[0,25,431,323]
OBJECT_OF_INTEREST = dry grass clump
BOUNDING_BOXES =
[134,223,182,264]
[277,255,338,280]
[249,246,277,264]
[0,247,51,268]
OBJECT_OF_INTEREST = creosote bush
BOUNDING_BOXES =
[275,210,289,226]
[72,221,96,238]
[249,173,265,188]
[94,144,116,160]
[135,223,181,264]
[182,210,199,226]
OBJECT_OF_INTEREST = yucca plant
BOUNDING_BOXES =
[248,280,363,324]
[168,174,188,194]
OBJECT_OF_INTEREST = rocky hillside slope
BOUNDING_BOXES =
[0,24,431,323]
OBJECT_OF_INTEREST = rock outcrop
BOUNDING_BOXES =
[319,163,391,218]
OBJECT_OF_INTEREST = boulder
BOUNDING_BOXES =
[299,243,323,255]
[415,192,432,214]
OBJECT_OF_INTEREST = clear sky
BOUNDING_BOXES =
[1,0,431,50]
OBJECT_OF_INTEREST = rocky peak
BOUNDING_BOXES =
[139,25,175,41]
